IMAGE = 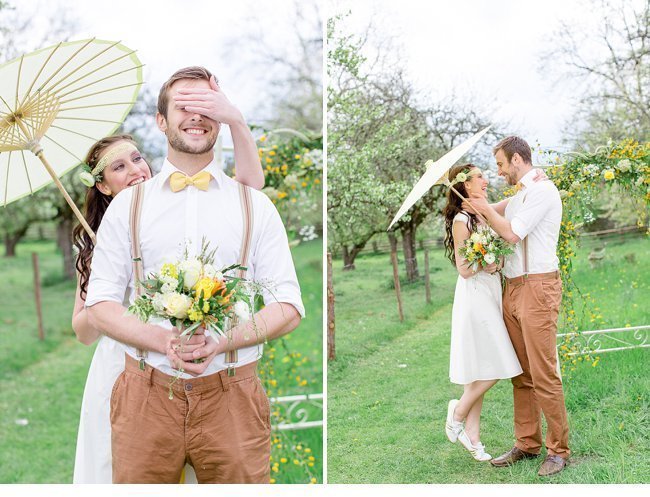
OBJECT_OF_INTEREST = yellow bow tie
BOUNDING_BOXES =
[169,171,211,192]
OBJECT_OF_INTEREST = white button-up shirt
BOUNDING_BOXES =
[86,158,304,377]
[503,169,562,278]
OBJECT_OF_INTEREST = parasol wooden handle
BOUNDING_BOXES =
[13,117,96,243]
[36,151,96,243]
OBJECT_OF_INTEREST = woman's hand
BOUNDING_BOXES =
[533,168,549,182]
[483,262,498,274]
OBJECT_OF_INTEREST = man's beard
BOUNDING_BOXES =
[167,128,218,155]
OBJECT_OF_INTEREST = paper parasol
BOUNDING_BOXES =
[387,126,492,230]
[0,38,144,240]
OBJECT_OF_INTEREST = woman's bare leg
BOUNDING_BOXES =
[464,394,485,445]
[453,379,497,427]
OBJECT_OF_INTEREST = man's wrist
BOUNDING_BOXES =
[150,325,172,354]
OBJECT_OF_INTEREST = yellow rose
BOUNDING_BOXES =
[603,169,615,180]
[194,277,217,299]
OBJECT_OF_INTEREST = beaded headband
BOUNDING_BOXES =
[79,142,138,187]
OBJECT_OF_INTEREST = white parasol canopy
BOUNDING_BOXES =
[0,38,144,239]
[387,125,492,230]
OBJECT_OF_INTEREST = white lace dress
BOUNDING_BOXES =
[73,307,198,483]
[449,212,522,385]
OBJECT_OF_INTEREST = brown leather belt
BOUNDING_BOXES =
[506,270,560,286]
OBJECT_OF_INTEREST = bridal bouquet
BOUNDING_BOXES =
[459,228,513,273]
[128,239,254,340]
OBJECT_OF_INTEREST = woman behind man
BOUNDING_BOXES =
[71,75,265,482]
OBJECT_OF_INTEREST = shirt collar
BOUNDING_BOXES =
[158,157,225,190]
[518,168,537,190]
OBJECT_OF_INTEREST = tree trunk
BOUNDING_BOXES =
[400,222,419,282]
[341,242,367,271]
[388,232,404,321]
[327,252,336,361]
[4,226,29,257]
[4,235,19,257]
[57,218,75,280]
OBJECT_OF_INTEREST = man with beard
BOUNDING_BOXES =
[463,136,569,477]
[86,67,304,483]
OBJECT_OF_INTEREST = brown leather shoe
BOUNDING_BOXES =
[490,446,540,467]
[537,455,567,476]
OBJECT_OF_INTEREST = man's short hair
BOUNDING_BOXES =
[492,136,532,165]
[157,66,216,118]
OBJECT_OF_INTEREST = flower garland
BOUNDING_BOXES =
[544,139,649,374]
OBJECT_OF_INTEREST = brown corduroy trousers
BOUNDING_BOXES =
[110,354,271,483]
[503,272,570,459]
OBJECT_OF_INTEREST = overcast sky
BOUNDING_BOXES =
[330,0,638,160]
[7,0,319,150]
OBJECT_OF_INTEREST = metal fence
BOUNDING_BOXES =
[270,393,324,431]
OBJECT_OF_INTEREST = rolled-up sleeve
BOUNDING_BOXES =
[250,195,305,317]
[85,191,133,307]
[510,183,556,240]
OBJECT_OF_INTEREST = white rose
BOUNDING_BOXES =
[233,300,251,322]
[484,253,496,264]
[180,258,202,290]
[152,292,166,312]
[616,159,631,172]
[79,171,96,187]
[456,172,467,183]
[162,292,192,319]
[263,186,280,200]
[470,232,481,243]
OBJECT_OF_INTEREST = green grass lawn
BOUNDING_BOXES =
[327,236,649,483]
[0,238,322,484]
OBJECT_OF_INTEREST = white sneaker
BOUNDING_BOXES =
[457,429,492,461]
[445,399,463,443]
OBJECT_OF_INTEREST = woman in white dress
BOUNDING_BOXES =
[71,88,264,482]
[441,164,523,462]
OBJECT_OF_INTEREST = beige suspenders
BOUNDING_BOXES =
[521,193,529,277]
[226,182,255,376]
[129,183,147,370]
[128,181,254,376]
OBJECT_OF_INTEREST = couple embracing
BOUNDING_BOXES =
[442,136,569,477]
[71,66,304,483]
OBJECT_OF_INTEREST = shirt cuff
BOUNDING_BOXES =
[85,282,126,308]
[262,291,305,318]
